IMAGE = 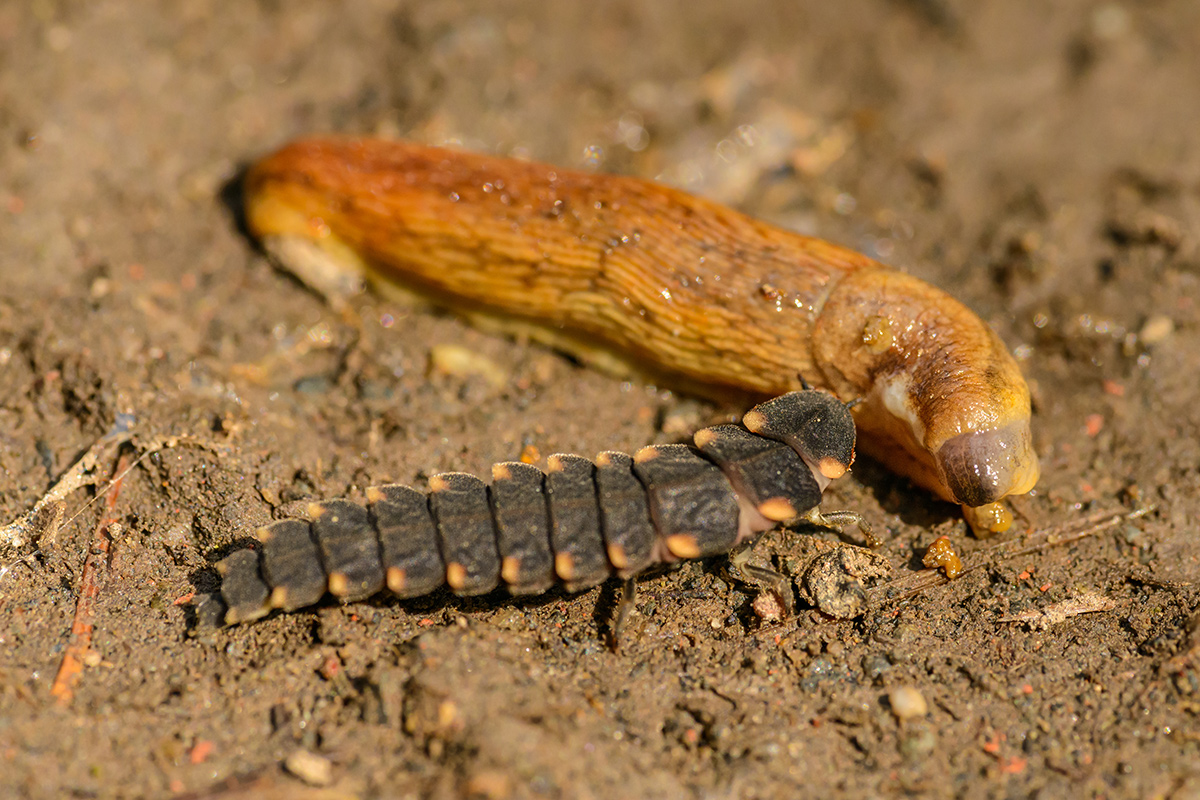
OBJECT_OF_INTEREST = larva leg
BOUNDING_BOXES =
[799,508,881,548]
[608,576,639,651]
[726,540,795,617]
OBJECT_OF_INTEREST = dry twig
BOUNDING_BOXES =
[865,506,1156,607]
[49,449,132,706]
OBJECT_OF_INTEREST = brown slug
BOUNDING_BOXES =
[242,137,1039,533]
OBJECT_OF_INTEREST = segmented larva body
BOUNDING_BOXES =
[242,138,1040,534]
[213,390,855,625]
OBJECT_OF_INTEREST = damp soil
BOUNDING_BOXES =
[2,2,1199,798]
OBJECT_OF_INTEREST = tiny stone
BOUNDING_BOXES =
[862,653,891,683]
[888,686,929,721]
[752,590,786,623]
[1138,315,1174,346]
[284,749,333,786]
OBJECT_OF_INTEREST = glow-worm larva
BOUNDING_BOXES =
[207,390,872,627]
[242,138,1039,532]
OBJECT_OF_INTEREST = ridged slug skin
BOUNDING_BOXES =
[243,138,1039,528]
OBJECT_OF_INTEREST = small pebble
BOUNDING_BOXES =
[752,590,786,623]
[285,749,333,786]
[1138,315,1174,346]
[429,344,507,386]
[888,686,929,721]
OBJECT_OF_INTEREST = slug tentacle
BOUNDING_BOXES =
[242,137,1038,531]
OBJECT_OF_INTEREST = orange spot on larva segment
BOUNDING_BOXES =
[328,572,349,597]
[1085,414,1104,437]
[554,553,575,581]
[665,534,702,559]
[446,562,468,590]
[606,544,628,570]
[386,566,406,594]
[818,457,846,480]
[757,497,798,522]
[633,446,660,464]
[269,586,289,609]
[501,556,523,584]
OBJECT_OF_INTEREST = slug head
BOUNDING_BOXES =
[936,417,1040,507]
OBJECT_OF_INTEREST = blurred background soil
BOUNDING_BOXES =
[1,1,1199,797]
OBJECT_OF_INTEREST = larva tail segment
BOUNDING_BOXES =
[215,549,270,625]
[206,388,864,630]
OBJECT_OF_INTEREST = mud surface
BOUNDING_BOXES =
[2,2,1199,798]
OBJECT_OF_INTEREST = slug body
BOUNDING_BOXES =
[243,138,1039,524]
[209,391,862,625]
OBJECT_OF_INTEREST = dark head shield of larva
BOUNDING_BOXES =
[741,391,857,487]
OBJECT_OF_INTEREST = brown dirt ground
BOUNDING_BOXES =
[2,1,1199,798]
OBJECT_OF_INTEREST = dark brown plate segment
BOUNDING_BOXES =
[632,444,741,560]
[309,499,385,601]
[429,472,501,595]
[545,454,609,591]
[259,519,329,611]
[594,451,656,577]
[368,484,446,598]
[216,549,271,625]
[693,425,821,521]
[489,462,555,594]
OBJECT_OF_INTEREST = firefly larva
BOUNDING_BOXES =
[208,390,874,627]
[242,137,1039,532]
